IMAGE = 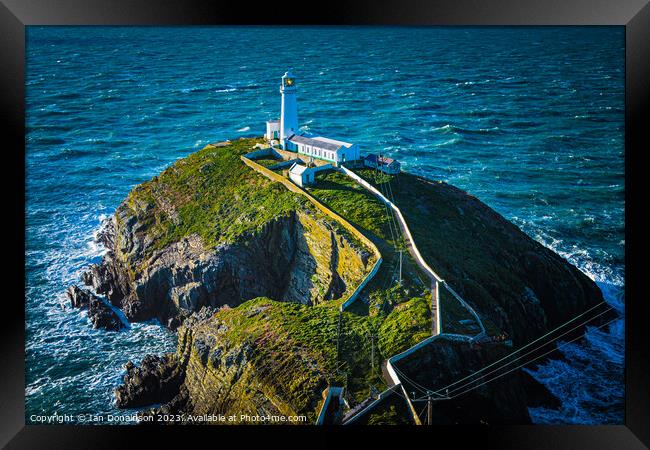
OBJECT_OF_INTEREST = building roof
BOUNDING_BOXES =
[310,136,353,149]
[266,119,280,124]
[365,153,398,166]
[288,135,341,151]
[289,162,310,176]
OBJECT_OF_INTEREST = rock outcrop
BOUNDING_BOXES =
[66,285,123,331]
[390,173,609,346]
[78,138,610,424]
[84,209,370,328]
[114,301,337,422]
[396,336,532,424]
[115,354,185,408]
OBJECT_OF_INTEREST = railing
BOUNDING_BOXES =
[316,386,344,425]
[338,165,486,335]
[336,165,490,426]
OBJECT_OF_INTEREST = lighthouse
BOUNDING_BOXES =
[263,71,366,168]
[280,71,298,149]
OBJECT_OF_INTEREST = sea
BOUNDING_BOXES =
[25,26,625,424]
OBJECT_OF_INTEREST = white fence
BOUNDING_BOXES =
[338,165,486,334]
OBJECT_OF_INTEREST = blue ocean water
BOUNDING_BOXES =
[25,26,624,424]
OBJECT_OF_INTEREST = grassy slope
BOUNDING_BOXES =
[121,137,309,265]
[209,295,432,409]
[197,167,472,407]
[307,171,430,314]
[355,168,514,336]
[122,138,491,417]
[306,170,478,333]
[253,157,283,168]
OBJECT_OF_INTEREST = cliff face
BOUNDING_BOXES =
[116,301,340,423]
[371,170,606,346]
[85,208,370,327]
[86,137,609,424]
[396,336,532,424]
[82,138,371,327]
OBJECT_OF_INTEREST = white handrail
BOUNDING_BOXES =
[338,165,486,334]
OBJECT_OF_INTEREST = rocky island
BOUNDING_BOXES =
[68,136,609,425]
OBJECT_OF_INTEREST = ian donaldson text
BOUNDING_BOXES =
[29,413,308,424]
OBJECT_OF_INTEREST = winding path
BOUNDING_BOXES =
[339,166,486,336]
[242,151,488,425]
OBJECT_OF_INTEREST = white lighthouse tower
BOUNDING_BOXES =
[279,71,298,149]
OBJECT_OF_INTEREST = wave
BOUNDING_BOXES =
[52,92,82,100]
[47,148,93,161]
[431,124,503,136]
[526,294,624,424]
[508,120,542,129]
[515,221,624,424]
[27,124,72,134]
[433,137,463,147]
[237,84,260,91]
[33,137,66,145]
[36,109,70,117]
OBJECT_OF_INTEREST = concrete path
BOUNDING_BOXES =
[339,166,486,336]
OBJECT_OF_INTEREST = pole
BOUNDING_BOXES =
[370,333,376,376]
[432,281,440,335]
[399,250,403,285]
[336,311,342,363]
[436,281,442,335]
[427,394,433,425]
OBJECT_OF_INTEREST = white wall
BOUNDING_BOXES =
[266,122,280,141]
[335,144,360,164]
[289,171,304,187]
[280,88,298,147]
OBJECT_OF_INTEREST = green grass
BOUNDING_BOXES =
[308,171,391,241]
[377,296,432,358]
[354,168,515,337]
[307,171,430,312]
[202,294,433,409]
[251,157,282,168]
[119,138,311,273]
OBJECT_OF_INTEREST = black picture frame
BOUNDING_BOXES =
[2,1,648,448]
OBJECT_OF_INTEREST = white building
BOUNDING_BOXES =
[286,135,360,166]
[288,163,315,187]
[364,153,401,174]
[265,119,280,141]
[265,71,361,167]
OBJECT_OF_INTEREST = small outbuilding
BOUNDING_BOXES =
[288,163,315,187]
[364,154,401,174]
[266,119,280,141]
